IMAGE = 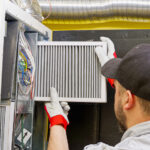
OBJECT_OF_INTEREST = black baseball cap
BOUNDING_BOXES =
[102,43,150,100]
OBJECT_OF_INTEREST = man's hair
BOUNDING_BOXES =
[117,81,150,115]
[117,81,126,96]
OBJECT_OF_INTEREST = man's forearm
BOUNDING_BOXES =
[47,125,69,150]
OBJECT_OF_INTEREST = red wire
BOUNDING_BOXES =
[43,0,52,20]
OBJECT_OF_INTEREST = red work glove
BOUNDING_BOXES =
[95,37,117,87]
[45,87,70,130]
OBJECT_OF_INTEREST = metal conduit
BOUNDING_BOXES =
[38,0,150,21]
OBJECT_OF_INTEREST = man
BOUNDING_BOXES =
[45,37,150,150]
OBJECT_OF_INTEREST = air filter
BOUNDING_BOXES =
[34,41,107,103]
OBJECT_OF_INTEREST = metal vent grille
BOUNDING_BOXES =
[0,106,6,150]
[35,41,107,103]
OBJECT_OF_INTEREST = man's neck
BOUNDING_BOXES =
[127,116,150,129]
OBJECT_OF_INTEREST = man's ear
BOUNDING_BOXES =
[124,90,135,110]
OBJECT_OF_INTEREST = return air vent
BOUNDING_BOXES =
[34,41,107,103]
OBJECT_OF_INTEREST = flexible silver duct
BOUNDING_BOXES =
[38,0,150,21]
[11,0,43,21]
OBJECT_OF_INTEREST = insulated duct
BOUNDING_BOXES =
[38,0,150,22]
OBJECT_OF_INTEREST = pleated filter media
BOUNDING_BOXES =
[34,41,107,103]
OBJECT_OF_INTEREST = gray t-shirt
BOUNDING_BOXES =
[84,121,150,150]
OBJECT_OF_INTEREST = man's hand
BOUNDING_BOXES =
[45,87,70,130]
[95,37,117,87]
[100,36,117,59]
[95,37,117,66]
[46,88,70,150]
[95,44,109,66]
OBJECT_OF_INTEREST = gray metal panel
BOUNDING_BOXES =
[0,106,6,150]
[1,21,20,101]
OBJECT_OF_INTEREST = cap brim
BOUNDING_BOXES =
[101,58,122,79]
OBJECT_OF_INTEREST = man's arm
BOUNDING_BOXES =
[48,125,69,150]
[45,88,70,150]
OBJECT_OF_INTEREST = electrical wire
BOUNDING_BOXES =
[18,51,28,72]
[18,30,35,96]
[18,71,32,95]
[20,31,35,81]
[43,0,52,20]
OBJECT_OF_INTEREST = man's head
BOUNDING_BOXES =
[113,80,150,133]
[101,44,150,132]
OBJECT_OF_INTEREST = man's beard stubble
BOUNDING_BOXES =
[116,101,127,133]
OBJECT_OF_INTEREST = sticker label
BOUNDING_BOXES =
[17,128,32,145]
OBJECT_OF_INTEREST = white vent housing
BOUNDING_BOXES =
[34,41,107,103]
[0,102,15,150]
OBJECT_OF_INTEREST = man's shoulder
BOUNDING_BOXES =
[83,142,128,150]
[83,134,150,150]
[115,134,150,149]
